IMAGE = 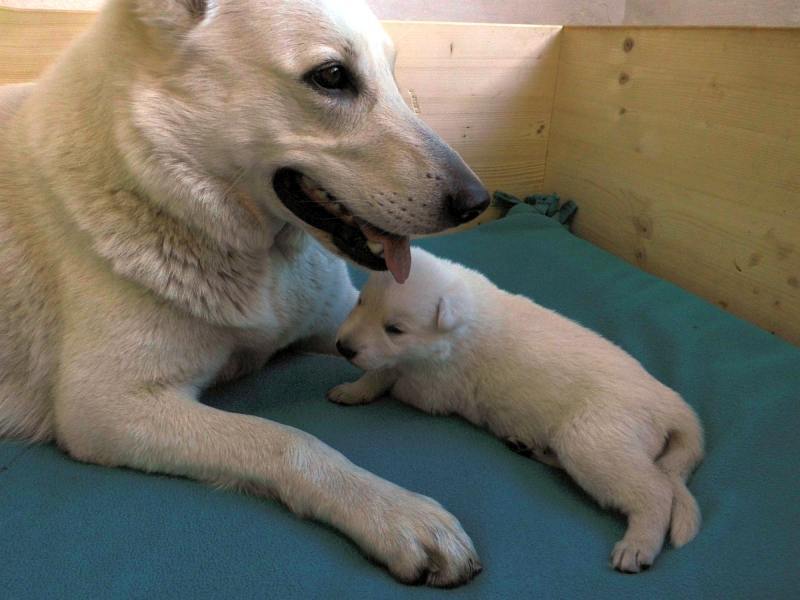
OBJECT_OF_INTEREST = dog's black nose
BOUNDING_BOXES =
[447,184,491,225]
[336,340,358,361]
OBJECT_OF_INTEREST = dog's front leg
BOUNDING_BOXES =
[326,369,398,406]
[212,348,274,385]
[56,385,480,587]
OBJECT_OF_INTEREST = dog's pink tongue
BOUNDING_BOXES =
[382,235,411,284]
[361,224,411,284]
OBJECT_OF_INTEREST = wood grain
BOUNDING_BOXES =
[0,8,95,84]
[384,22,562,196]
[546,27,800,344]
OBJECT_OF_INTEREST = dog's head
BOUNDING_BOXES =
[130,0,489,282]
[335,248,474,370]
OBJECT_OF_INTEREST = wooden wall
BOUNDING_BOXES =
[1,7,799,344]
[545,27,800,344]
[0,8,94,84]
[385,22,561,197]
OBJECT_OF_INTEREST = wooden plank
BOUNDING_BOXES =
[546,27,800,344]
[0,1,101,8]
[0,8,96,84]
[384,22,562,196]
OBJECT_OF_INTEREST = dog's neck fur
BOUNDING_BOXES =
[18,1,301,326]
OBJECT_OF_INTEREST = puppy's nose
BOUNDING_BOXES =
[447,183,491,225]
[336,340,358,361]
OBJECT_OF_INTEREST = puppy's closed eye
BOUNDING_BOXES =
[384,324,404,335]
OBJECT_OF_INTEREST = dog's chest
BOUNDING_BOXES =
[232,239,353,346]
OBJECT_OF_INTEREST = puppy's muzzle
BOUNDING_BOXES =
[336,340,358,361]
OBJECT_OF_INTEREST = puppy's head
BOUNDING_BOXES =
[336,249,473,370]
[129,0,489,281]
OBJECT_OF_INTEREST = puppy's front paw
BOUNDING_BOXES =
[326,383,375,406]
[359,489,482,587]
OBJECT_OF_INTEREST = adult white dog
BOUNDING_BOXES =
[332,248,704,573]
[0,0,489,587]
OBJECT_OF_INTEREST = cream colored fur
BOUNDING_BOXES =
[0,0,484,587]
[332,248,705,573]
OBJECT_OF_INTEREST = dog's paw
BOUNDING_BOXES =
[326,383,374,406]
[360,489,482,587]
[610,540,658,574]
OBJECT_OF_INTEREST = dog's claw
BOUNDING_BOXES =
[360,487,481,588]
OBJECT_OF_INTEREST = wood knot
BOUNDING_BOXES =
[623,37,635,52]
[633,215,653,239]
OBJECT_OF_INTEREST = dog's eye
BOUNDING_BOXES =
[310,64,351,91]
[385,324,404,335]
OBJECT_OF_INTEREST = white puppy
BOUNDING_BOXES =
[330,248,704,573]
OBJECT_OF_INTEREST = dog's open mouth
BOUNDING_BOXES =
[273,168,411,283]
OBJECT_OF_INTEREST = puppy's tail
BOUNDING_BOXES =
[657,394,704,548]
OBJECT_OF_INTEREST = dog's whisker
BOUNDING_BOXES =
[221,166,247,198]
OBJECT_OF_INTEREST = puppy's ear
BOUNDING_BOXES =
[436,282,470,331]
[135,0,217,32]
[436,295,459,331]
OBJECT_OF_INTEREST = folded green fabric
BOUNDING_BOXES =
[493,190,578,229]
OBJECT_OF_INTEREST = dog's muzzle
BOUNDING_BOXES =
[272,167,489,283]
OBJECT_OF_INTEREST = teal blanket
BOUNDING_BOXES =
[2,205,798,599]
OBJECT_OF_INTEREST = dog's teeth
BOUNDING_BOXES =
[309,188,328,203]
[367,241,384,256]
[300,175,316,190]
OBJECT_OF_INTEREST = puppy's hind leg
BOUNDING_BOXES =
[553,424,673,573]
[656,399,704,547]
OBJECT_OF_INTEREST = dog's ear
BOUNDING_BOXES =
[135,0,217,32]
